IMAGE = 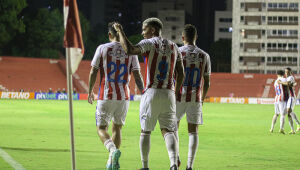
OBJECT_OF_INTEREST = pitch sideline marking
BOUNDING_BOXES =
[0,147,25,170]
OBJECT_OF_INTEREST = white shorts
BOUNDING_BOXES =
[176,102,203,125]
[140,88,177,132]
[274,101,287,116]
[95,100,129,127]
[287,97,296,110]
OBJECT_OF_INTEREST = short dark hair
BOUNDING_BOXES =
[277,70,284,76]
[108,22,119,37]
[183,24,197,42]
[285,67,292,72]
[143,18,163,33]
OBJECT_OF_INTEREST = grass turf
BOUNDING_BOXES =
[0,100,300,170]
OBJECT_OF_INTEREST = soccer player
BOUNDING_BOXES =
[270,70,289,134]
[113,18,185,170]
[278,68,300,133]
[175,24,210,170]
[88,22,144,170]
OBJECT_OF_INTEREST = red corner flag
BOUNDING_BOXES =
[63,0,84,74]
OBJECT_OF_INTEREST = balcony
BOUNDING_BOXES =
[244,30,261,39]
[239,56,264,66]
[243,43,262,52]
[267,49,298,53]
[245,3,263,12]
[267,35,298,39]
[245,16,262,25]
[268,21,298,25]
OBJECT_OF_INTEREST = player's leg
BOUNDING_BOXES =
[95,100,117,169]
[187,123,199,170]
[140,130,151,169]
[111,123,122,148]
[288,98,300,131]
[279,101,286,134]
[287,113,295,134]
[159,90,178,169]
[270,103,279,132]
[270,114,278,133]
[175,101,187,168]
[185,102,202,170]
[139,89,157,170]
[286,98,296,134]
[161,129,178,170]
[291,111,300,131]
[110,100,129,170]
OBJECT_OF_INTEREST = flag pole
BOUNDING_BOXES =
[66,48,76,170]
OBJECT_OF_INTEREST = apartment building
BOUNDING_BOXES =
[232,0,300,74]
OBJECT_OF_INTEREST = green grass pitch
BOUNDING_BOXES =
[0,100,300,170]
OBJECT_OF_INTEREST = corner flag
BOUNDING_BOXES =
[63,0,84,169]
[64,0,84,74]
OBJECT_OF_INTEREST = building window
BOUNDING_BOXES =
[219,28,229,32]
[165,17,178,21]
[171,35,176,40]
[241,3,244,8]
[239,57,243,62]
[172,26,177,30]
[240,16,244,21]
[268,3,272,9]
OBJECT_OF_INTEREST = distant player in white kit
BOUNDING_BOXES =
[270,70,289,134]
[113,18,185,170]
[88,22,144,170]
[175,24,211,170]
[278,67,300,133]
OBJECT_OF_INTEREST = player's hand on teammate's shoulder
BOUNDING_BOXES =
[88,92,95,104]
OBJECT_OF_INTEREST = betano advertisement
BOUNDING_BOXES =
[0,92,35,99]
[0,92,299,105]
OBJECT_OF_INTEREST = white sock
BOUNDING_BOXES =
[140,133,150,168]
[291,112,300,125]
[187,132,199,168]
[104,139,116,165]
[164,132,178,167]
[174,131,180,158]
[288,115,294,132]
[270,114,278,131]
[280,115,285,130]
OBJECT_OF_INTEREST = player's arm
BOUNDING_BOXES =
[278,80,291,86]
[133,70,144,94]
[201,75,210,102]
[114,23,142,55]
[175,59,185,97]
[88,67,98,104]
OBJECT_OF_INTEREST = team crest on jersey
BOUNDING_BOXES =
[108,46,128,60]
[186,52,203,62]
[156,39,172,55]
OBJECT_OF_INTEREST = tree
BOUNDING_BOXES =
[22,8,64,58]
[0,0,27,54]
[11,8,91,59]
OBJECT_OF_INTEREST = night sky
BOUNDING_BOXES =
[23,0,227,52]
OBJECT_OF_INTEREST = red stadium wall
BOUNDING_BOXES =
[0,56,299,98]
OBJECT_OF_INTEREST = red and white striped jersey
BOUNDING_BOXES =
[137,37,182,91]
[286,75,296,98]
[274,77,289,102]
[91,42,140,100]
[177,45,211,102]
